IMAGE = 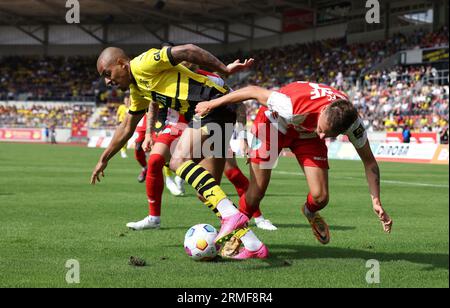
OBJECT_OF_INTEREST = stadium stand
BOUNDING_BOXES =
[0,28,448,136]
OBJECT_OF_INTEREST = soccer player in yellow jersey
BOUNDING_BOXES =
[116,96,130,158]
[90,44,268,259]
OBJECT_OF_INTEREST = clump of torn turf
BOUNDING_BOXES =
[128,256,146,267]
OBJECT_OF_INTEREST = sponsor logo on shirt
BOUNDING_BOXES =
[353,124,365,139]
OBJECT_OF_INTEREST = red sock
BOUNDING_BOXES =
[239,193,259,219]
[224,167,249,198]
[252,208,262,219]
[146,154,165,217]
[135,148,147,168]
[305,193,324,213]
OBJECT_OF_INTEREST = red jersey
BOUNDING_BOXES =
[265,81,367,148]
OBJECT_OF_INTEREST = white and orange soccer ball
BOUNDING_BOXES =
[183,224,219,261]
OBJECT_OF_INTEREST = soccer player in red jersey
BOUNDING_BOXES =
[196,81,393,245]
[126,102,188,230]
[134,107,185,194]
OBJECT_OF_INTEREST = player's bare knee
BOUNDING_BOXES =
[311,192,329,208]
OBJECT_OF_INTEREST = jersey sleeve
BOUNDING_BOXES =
[344,117,368,149]
[135,47,176,75]
[266,91,293,120]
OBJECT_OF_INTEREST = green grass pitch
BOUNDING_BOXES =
[0,143,448,288]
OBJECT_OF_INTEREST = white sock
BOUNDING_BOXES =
[240,230,263,251]
[216,198,239,218]
[148,215,160,223]
[254,215,265,224]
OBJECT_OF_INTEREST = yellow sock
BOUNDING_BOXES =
[176,160,227,208]
[203,200,222,219]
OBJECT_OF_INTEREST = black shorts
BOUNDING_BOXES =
[188,105,237,158]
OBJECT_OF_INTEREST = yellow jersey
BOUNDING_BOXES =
[116,104,128,123]
[128,46,227,121]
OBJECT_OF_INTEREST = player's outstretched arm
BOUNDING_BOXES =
[195,86,273,116]
[356,140,393,233]
[170,44,253,76]
[90,112,144,184]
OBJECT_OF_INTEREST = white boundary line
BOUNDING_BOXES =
[272,170,449,188]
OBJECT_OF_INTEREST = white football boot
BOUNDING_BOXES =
[126,216,160,230]
[165,175,184,196]
[254,217,278,231]
[174,176,186,195]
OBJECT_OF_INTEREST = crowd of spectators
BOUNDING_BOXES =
[349,66,448,133]
[0,56,98,101]
[225,27,449,90]
[90,103,121,128]
[0,27,447,136]
[0,103,94,129]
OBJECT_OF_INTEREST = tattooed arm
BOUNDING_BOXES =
[142,102,159,152]
[170,44,254,77]
[356,140,393,233]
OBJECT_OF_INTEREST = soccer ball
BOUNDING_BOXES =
[184,224,219,261]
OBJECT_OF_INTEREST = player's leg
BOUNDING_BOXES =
[170,104,265,245]
[126,141,171,230]
[236,106,281,227]
[293,138,331,244]
[193,156,267,258]
[170,126,250,244]
[301,165,330,244]
[135,132,148,183]
[224,156,249,197]
[198,157,225,218]
[213,157,270,258]
[223,161,272,259]
[239,162,272,218]
[225,157,277,230]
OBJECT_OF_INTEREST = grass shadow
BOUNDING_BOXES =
[272,223,356,231]
[0,192,15,196]
[259,243,449,271]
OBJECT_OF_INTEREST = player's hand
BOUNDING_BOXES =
[226,59,254,75]
[90,160,108,185]
[195,101,214,117]
[373,204,393,233]
[143,134,154,152]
